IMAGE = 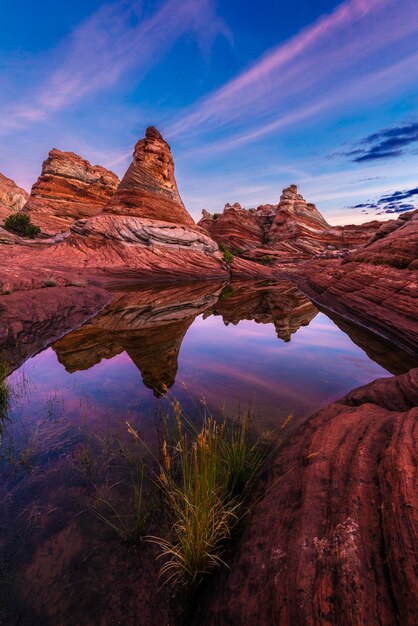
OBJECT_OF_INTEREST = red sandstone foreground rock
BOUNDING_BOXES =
[292,209,418,355]
[199,184,381,260]
[23,149,119,235]
[203,367,418,626]
[0,172,29,221]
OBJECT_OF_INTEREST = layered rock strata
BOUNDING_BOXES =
[0,286,110,373]
[53,282,222,395]
[203,367,418,626]
[293,209,418,356]
[199,184,382,260]
[32,127,228,281]
[23,149,119,234]
[211,281,318,342]
[0,172,29,221]
[103,126,194,225]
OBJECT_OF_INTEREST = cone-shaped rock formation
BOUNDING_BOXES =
[103,126,194,226]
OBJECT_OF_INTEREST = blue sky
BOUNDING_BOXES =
[1,0,418,224]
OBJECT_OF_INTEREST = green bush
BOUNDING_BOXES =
[259,255,273,266]
[4,213,40,238]
[219,243,235,265]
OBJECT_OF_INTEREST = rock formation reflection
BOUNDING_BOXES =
[53,281,318,395]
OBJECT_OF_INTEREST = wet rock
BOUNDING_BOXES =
[203,368,418,626]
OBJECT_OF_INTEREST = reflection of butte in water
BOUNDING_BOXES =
[53,281,319,396]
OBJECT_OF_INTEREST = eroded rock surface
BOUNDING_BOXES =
[199,184,382,260]
[103,126,194,226]
[23,149,119,235]
[0,286,110,373]
[348,208,418,269]
[0,172,29,221]
[203,368,418,626]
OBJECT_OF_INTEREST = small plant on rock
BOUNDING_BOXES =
[218,243,235,265]
[4,213,40,239]
[259,255,273,266]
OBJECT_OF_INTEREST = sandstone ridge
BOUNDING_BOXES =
[199,184,382,260]
[23,148,120,235]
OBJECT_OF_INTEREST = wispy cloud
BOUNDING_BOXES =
[166,0,418,151]
[345,121,418,162]
[0,0,227,134]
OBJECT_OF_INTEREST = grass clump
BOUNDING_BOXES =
[43,276,57,287]
[259,255,273,266]
[0,363,10,419]
[218,243,235,265]
[4,213,40,239]
[149,402,268,594]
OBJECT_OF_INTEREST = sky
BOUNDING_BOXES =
[1,0,418,225]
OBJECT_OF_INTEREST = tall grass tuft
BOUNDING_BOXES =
[0,363,10,420]
[149,402,269,593]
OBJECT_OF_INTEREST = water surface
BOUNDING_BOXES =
[0,280,398,623]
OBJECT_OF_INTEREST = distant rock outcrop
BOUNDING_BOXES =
[199,203,264,251]
[23,149,119,235]
[348,208,418,269]
[0,172,29,221]
[199,184,382,260]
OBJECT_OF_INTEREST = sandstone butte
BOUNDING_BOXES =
[22,148,120,235]
[198,183,382,261]
[0,171,29,221]
[0,127,417,625]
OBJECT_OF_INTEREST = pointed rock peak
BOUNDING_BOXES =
[104,127,194,226]
[145,125,163,141]
[277,183,330,228]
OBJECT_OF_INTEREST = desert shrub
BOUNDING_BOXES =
[212,213,221,220]
[219,285,234,301]
[259,255,273,266]
[4,213,40,238]
[0,363,10,420]
[218,243,235,265]
[43,277,57,287]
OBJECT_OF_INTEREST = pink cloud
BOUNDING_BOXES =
[0,0,228,134]
[167,0,418,145]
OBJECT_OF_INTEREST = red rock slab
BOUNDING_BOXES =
[293,259,418,356]
[0,285,110,372]
[348,209,418,269]
[203,368,418,626]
